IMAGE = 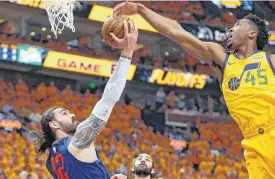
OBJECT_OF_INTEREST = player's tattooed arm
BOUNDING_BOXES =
[70,114,106,149]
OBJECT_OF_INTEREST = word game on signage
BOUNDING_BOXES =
[43,51,136,80]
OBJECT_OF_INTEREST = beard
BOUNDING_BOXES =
[62,122,78,135]
[134,166,152,177]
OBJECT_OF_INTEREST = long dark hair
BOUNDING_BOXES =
[28,107,60,155]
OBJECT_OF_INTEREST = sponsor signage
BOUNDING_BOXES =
[17,44,45,66]
[43,51,136,80]
[88,5,157,33]
[0,42,17,61]
[0,119,22,129]
[9,0,45,9]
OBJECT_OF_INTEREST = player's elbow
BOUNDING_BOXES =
[165,22,183,40]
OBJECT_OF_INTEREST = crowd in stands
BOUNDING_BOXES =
[94,1,275,29]
[0,79,248,178]
[153,87,228,115]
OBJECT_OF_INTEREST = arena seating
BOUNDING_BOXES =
[0,80,248,178]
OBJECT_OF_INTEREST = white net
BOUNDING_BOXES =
[42,0,76,38]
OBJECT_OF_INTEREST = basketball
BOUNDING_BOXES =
[102,15,132,49]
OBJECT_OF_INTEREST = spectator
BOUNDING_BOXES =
[176,94,186,110]
[47,81,59,97]
[207,95,214,114]
[2,103,14,114]
[155,87,166,109]
[166,90,176,109]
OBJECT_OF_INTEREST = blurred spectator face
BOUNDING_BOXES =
[66,84,71,89]
[18,79,24,83]
[191,132,199,141]
[85,89,90,94]
[50,81,55,86]
[132,153,154,177]
[78,36,88,47]
[49,108,78,135]
[8,82,13,88]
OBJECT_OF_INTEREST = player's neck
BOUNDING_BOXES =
[135,175,151,179]
[236,43,258,59]
[55,130,71,140]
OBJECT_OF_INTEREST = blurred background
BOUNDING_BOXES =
[0,1,274,179]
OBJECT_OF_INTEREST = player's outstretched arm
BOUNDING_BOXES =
[114,2,226,68]
[70,21,138,149]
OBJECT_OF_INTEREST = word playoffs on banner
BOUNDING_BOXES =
[134,66,209,89]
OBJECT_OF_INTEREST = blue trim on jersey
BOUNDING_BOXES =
[233,50,261,60]
[220,52,230,87]
[266,52,275,75]
[223,52,230,71]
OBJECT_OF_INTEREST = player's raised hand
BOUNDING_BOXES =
[111,174,127,179]
[113,1,139,17]
[109,20,138,51]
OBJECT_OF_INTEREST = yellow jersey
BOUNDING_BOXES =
[222,51,275,135]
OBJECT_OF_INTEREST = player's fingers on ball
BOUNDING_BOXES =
[109,33,121,43]
[124,20,129,36]
[134,24,138,36]
[129,20,134,34]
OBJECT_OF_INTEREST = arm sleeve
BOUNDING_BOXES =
[92,56,131,122]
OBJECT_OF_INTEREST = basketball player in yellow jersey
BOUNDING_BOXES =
[114,2,275,179]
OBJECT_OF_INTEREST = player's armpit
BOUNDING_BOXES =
[70,114,106,149]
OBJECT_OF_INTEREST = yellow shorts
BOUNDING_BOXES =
[241,122,275,179]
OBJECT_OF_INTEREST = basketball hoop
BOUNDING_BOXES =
[42,0,76,38]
